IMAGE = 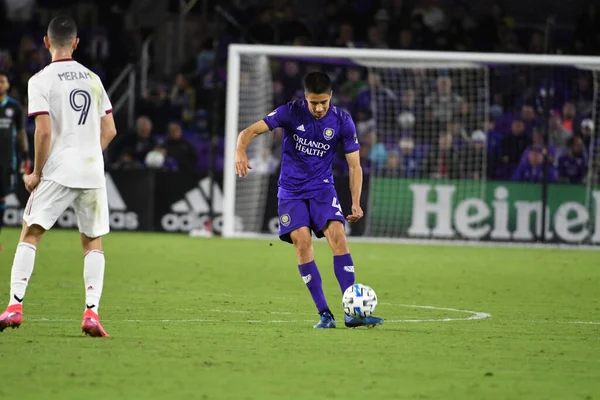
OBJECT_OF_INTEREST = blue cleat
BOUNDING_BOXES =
[314,311,336,329]
[344,314,384,328]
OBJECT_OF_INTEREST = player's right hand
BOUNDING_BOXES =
[24,172,41,193]
[235,150,252,178]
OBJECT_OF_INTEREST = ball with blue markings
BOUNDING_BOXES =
[342,284,378,318]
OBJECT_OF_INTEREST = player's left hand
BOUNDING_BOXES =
[235,150,252,178]
[24,172,41,193]
[346,204,363,223]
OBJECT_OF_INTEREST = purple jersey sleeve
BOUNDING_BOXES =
[341,114,360,154]
[263,104,291,131]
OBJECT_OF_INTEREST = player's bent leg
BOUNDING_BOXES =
[310,189,356,294]
[79,234,109,338]
[322,220,350,255]
[291,226,314,264]
[323,221,355,294]
[81,233,103,255]
[3,181,74,333]
[20,221,45,246]
[290,228,335,329]
[0,222,44,333]
[322,222,384,328]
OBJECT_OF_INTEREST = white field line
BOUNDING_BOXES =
[379,303,491,322]
[24,303,493,324]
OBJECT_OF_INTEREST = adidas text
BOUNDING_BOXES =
[161,177,242,233]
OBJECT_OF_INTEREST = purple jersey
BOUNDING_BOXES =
[263,100,359,199]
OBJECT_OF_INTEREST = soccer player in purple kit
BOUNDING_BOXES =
[235,72,384,329]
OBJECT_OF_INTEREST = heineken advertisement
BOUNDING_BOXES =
[368,178,600,244]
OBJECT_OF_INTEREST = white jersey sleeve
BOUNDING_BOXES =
[27,75,50,117]
[101,85,113,116]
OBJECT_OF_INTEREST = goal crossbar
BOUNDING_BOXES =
[228,44,600,66]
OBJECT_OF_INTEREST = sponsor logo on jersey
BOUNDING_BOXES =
[292,134,330,157]
[5,108,14,118]
[296,124,305,131]
[323,127,335,141]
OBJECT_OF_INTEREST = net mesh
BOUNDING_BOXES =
[232,52,599,243]
[359,66,488,237]
[235,54,273,233]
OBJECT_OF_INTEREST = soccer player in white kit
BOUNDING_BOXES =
[0,16,117,337]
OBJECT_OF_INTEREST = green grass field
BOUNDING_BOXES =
[0,227,599,400]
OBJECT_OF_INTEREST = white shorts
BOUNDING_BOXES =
[23,180,110,238]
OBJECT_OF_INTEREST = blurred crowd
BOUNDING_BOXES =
[0,0,142,103]
[321,67,598,185]
[1,0,599,183]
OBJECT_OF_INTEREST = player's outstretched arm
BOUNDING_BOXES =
[26,115,52,192]
[235,120,269,178]
[100,113,117,151]
[345,150,364,222]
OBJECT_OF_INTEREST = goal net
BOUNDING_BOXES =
[223,45,600,245]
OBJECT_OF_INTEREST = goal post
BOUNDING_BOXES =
[223,44,600,245]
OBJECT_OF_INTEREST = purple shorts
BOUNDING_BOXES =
[278,186,345,244]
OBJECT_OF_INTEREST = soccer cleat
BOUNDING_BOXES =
[81,309,110,337]
[314,311,336,329]
[0,304,23,332]
[344,314,384,329]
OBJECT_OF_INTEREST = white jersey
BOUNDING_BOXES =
[27,59,113,189]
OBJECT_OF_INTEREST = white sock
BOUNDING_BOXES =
[9,242,37,306]
[84,250,105,313]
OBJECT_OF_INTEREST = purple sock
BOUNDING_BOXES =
[298,260,329,313]
[334,253,356,294]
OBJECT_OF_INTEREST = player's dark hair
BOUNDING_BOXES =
[48,16,78,48]
[304,72,332,95]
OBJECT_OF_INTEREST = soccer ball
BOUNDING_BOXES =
[342,284,378,318]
